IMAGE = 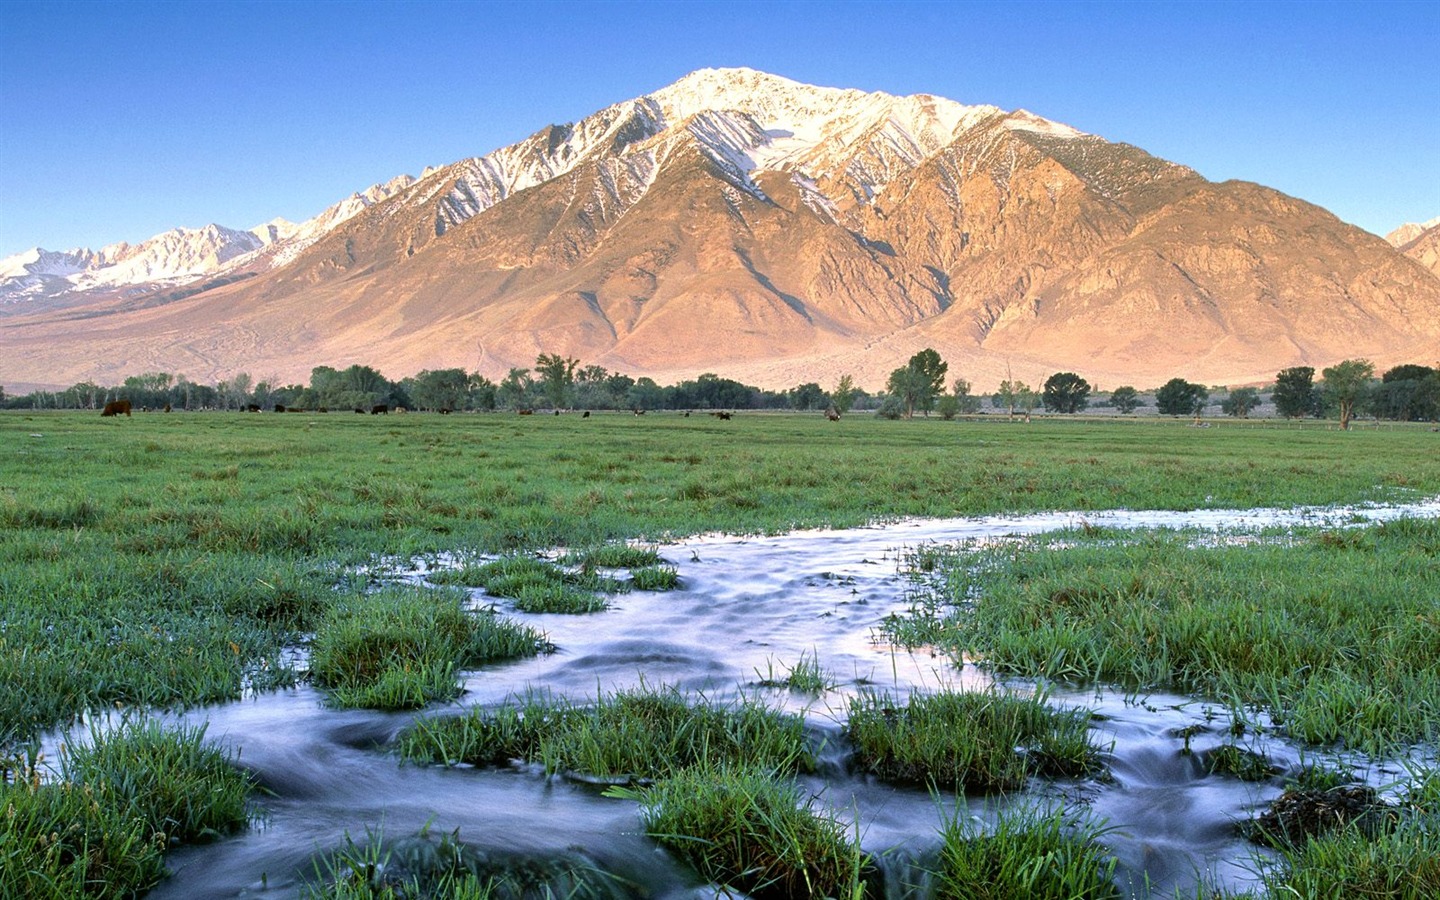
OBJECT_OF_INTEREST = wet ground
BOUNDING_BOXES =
[50,498,1440,898]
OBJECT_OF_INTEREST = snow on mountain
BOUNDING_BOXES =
[81,224,264,287]
[0,226,263,303]
[0,68,1105,304]
[268,173,417,266]
[250,218,300,245]
[407,67,1031,242]
[0,247,99,279]
[1386,216,1440,247]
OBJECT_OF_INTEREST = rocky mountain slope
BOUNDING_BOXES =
[1392,221,1440,279]
[3,67,1438,392]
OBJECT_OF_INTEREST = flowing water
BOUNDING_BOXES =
[49,498,1440,898]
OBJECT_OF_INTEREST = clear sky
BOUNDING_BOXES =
[2,0,1436,258]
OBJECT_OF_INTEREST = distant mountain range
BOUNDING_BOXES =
[3,67,1437,392]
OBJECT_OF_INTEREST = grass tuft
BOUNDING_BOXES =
[629,564,680,591]
[309,586,551,709]
[1,718,251,899]
[1203,743,1279,782]
[400,683,812,780]
[846,688,1102,792]
[303,824,627,899]
[932,805,1121,899]
[756,651,833,693]
[617,764,871,899]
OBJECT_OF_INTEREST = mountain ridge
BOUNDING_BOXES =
[3,67,1437,392]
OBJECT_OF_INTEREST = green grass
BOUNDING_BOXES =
[755,651,834,693]
[5,411,1438,749]
[932,805,1120,899]
[399,683,813,780]
[308,586,551,710]
[888,517,1440,752]
[616,764,871,899]
[845,688,1102,792]
[1236,767,1440,899]
[628,563,680,591]
[303,825,626,900]
[1203,743,1279,782]
[561,544,664,569]
[1,718,251,899]
[429,555,616,613]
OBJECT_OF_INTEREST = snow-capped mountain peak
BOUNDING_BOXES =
[1386,216,1440,247]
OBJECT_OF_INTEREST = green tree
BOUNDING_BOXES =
[1015,383,1040,422]
[534,353,579,410]
[1321,358,1375,430]
[1042,372,1091,414]
[626,377,664,411]
[831,375,859,414]
[498,367,535,410]
[789,382,828,411]
[992,380,1019,419]
[1272,366,1317,419]
[936,394,960,420]
[1156,378,1208,417]
[468,374,498,410]
[1109,386,1141,414]
[951,378,983,414]
[1375,364,1440,421]
[886,349,948,418]
[1220,387,1261,418]
[410,368,470,411]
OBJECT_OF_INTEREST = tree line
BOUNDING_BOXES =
[3,353,1435,427]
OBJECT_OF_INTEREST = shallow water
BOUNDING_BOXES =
[56,498,1440,898]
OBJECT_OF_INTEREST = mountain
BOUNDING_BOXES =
[3,67,1438,392]
[1393,221,1440,280]
[1386,216,1440,248]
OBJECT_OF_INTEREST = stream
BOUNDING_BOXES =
[49,497,1440,898]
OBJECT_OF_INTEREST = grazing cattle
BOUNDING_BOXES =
[371,404,389,415]
[354,408,366,414]
[245,404,261,412]
[518,408,534,416]
[582,410,590,418]
[633,408,646,416]
[683,411,691,417]
[825,405,841,422]
[162,403,172,413]
[274,404,287,413]
[318,407,329,413]
[394,407,407,414]
[438,408,452,415]
[714,411,732,420]
[554,410,560,416]
[100,399,132,417]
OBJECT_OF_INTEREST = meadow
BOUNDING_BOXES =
[2,409,1438,898]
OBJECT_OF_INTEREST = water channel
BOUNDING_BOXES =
[50,498,1440,898]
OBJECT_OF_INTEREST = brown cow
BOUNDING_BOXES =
[371,404,389,415]
[825,405,841,422]
[518,408,534,415]
[101,399,132,417]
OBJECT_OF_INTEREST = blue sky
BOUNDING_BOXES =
[2,0,1436,257]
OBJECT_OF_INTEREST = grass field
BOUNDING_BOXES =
[2,410,1438,898]
[2,409,1438,748]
